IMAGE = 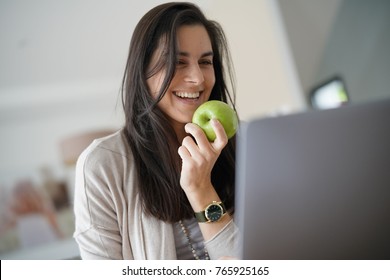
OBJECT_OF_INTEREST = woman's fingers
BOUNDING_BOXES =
[178,144,191,161]
[210,119,228,151]
[184,120,228,152]
[184,123,210,151]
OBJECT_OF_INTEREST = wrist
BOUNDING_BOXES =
[183,184,221,213]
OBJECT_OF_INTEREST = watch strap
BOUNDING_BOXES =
[194,211,209,223]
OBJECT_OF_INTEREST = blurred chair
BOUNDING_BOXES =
[10,180,61,248]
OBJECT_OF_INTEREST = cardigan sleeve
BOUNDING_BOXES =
[204,219,240,260]
[73,143,128,260]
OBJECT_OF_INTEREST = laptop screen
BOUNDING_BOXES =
[235,99,390,259]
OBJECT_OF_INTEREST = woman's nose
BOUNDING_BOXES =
[184,64,204,84]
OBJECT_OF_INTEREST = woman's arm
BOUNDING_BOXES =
[178,120,236,244]
[73,147,125,260]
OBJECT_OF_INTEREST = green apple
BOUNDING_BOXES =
[192,100,238,142]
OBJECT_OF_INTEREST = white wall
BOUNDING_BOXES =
[0,0,305,187]
[208,0,305,120]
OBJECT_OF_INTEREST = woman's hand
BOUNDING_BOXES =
[178,119,228,195]
[178,119,232,242]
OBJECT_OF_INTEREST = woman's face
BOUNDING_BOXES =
[147,24,215,132]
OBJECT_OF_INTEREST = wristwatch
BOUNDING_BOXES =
[194,201,226,223]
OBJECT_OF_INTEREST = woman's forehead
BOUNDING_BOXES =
[176,25,212,50]
[149,25,212,66]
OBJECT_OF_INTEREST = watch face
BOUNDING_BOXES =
[205,204,223,222]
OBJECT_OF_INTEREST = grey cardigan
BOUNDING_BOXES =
[73,129,239,259]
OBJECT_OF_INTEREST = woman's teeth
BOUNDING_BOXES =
[174,92,200,99]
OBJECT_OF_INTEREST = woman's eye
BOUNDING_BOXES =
[200,60,213,65]
[176,60,186,65]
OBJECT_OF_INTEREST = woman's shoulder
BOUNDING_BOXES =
[77,128,133,169]
[90,128,130,155]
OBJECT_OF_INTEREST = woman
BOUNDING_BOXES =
[74,2,238,260]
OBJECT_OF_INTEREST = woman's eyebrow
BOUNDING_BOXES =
[178,51,214,57]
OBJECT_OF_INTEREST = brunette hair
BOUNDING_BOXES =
[121,2,236,223]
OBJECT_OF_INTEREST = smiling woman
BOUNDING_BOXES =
[73,2,238,260]
[147,25,216,136]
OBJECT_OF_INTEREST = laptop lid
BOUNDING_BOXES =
[235,98,390,259]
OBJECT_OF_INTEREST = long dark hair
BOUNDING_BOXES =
[121,2,236,223]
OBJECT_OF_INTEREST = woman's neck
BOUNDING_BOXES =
[165,115,189,143]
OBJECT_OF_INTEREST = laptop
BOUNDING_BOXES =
[235,98,390,260]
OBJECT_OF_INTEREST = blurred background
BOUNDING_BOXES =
[0,0,389,259]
